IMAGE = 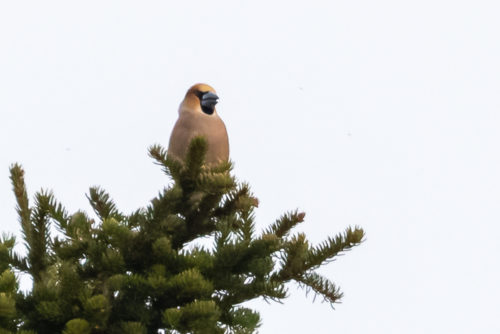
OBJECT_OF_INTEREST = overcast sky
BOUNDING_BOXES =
[1,1,499,333]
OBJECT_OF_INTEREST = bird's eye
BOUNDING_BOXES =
[194,90,206,99]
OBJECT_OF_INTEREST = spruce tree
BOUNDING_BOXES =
[0,137,364,333]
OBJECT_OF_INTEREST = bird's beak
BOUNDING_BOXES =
[201,91,219,109]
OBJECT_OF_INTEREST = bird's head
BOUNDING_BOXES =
[180,83,219,116]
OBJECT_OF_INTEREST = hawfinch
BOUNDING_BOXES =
[168,83,229,165]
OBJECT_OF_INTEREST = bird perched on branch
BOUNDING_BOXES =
[168,83,229,165]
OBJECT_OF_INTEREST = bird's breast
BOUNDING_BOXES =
[168,111,229,165]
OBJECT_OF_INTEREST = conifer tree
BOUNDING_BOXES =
[0,138,364,334]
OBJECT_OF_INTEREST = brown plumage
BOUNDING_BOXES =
[168,83,229,165]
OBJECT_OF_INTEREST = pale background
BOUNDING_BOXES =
[1,1,499,333]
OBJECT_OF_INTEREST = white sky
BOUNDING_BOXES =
[1,1,499,333]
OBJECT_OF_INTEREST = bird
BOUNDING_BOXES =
[168,83,229,165]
